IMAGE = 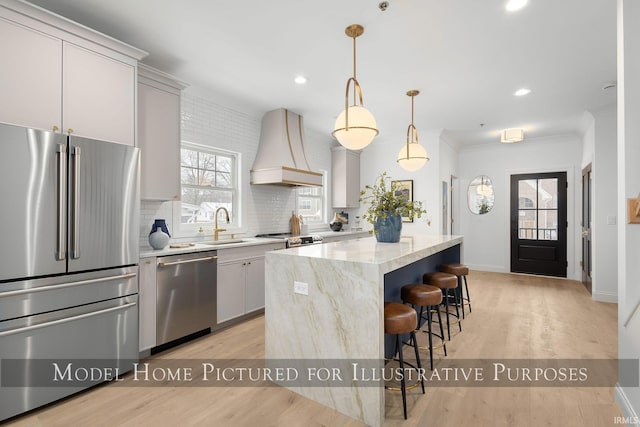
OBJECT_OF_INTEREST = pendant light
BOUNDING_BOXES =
[332,24,378,150]
[476,175,493,196]
[397,90,429,171]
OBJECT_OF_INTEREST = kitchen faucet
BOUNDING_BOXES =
[213,207,230,241]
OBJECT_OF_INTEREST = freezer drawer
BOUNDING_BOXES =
[0,266,138,322]
[0,295,138,422]
[156,251,217,345]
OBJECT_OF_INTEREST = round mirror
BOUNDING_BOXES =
[468,175,494,215]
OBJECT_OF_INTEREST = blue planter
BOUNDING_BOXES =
[374,214,402,243]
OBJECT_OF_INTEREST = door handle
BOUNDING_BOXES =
[56,143,67,260]
[71,146,81,259]
[582,230,589,237]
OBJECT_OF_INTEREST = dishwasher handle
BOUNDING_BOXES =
[158,256,217,267]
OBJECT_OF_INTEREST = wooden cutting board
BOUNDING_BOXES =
[169,243,196,248]
[290,211,300,236]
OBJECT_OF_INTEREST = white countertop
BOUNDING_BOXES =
[312,229,370,238]
[139,237,284,258]
[273,233,463,274]
[139,230,369,259]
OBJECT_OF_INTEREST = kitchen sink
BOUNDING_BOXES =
[201,239,245,246]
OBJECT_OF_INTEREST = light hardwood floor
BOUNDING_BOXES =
[5,271,622,427]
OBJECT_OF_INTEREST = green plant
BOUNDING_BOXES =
[478,198,490,214]
[359,172,427,229]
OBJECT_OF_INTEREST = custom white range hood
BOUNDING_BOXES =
[250,108,323,187]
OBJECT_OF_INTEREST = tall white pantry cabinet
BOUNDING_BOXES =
[0,0,146,145]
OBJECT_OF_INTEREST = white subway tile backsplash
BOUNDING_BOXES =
[141,89,334,246]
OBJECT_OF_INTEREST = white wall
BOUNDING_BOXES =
[457,135,582,279]
[358,130,441,235]
[590,105,618,302]
[140,88,334,246]
[439,135,459,235]
[616,0,640,420]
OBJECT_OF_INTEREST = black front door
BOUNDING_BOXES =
[510,172,568,277]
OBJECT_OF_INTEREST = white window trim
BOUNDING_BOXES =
[295,170,327,231]
[172,141,243,238]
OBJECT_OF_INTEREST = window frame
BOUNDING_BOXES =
[295,170,327,229]
[174,141,242,236]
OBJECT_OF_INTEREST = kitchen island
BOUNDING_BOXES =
[264,233,462,426]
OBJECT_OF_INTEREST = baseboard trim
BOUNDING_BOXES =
[593,291,618,303]
[615,383,640,425]
[466,264,507,273]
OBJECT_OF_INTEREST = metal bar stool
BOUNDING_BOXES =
[384,301,425,420]
[440,263,471,318]
[401,284,447,370]
[423,272,461,340]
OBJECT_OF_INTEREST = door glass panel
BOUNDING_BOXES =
[518,210,537,239]
[538,178,558,208]
[538,210,558,240]
[518,180,537,208]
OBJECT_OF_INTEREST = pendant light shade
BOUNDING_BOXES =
[333,106,378,150]
[476,176,493,196]
[397,142,428,171]
[332,24,378,150]
[397,90,429,171]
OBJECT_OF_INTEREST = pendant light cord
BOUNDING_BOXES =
[352,34,357,106]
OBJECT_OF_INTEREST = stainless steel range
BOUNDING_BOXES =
[255,233,323,248]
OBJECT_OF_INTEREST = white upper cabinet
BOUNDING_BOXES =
[138,65,187,200]
[0,18,62,132]
[0,1,147,144]
[63,43,135,145]
[332,146,361,208]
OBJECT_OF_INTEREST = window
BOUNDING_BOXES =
[180,142,239,225]
[296,171,326,225]
[517,179,559,240]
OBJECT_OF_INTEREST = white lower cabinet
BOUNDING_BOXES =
[217,243,284,325]
[139,257,157,352]
[217,259,246,323]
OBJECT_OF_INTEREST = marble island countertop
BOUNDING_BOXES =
[277,234,463,273]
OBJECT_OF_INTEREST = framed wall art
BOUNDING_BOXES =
[392,179,414,222]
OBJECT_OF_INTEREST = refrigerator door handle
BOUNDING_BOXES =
[56,143,67,261]
[0,272,137,298]
[0,302,137,337]
[71,145,81,259]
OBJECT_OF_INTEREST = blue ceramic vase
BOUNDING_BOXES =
[149,219,170,250]
[374,213,402,243]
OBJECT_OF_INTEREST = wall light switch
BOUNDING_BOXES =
[294,281,309,295]
[607,215,617,225]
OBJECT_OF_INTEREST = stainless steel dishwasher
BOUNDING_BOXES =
[156,251,217,346]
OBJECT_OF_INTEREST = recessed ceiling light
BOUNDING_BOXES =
[506,0,528,12]
[294,76,307,84]
[514,88,531,96]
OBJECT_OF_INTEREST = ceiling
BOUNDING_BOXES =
[28,0,617,147]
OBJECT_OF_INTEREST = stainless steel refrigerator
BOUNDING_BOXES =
[0,123,140,422]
